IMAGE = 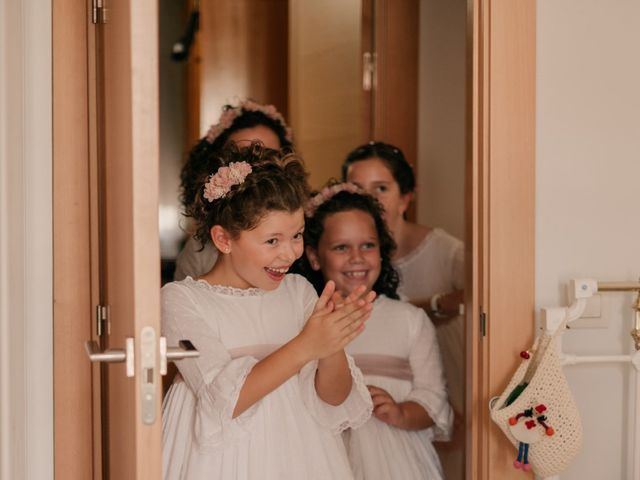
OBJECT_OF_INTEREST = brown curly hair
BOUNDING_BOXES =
[292,188,400,299]
[180,108,293,213]
[187,143,310,248]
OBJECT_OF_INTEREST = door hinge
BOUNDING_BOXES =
[95,304,110,336]
[480,307,487,337]
[92,0,107,24]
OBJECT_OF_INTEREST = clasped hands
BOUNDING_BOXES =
[298,281,376,361]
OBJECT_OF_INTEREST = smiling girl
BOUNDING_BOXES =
[295,184,453,480]
[161,145,375,480]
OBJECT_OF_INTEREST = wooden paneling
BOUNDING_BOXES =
[289,0,366,188]
[197,0,288,137]
[373,0,419,217]
[372,0,419,160]
[52,0,95,478]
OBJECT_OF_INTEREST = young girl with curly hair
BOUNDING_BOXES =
[174,99,294,281]
[162,145,375,479]
[294,184,453,480]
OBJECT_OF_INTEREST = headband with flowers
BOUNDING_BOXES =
[304,182,363,217]
[203,161,253,202]
[205,99,293,145]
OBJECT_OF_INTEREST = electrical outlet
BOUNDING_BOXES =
[570,294,607,328]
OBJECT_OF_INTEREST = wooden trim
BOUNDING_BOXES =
[130,2,163,476]
[467,0,484,476]
[52,0,95,478]
[468,0,536,478]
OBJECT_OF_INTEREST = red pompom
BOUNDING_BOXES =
[535,404,547,414]
[509,417,517,426]
[520,351,530,359]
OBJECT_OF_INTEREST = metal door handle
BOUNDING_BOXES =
[159,337,199,375]
[84,338,135,377]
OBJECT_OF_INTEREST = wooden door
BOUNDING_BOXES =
[53,1,162,478]
[467,0,536,478]
[96,1,162,478]
[53,1,535,479]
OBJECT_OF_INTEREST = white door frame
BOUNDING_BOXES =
[0,1,54,480]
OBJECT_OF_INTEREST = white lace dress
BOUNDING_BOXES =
[161,274,372,480]
[344,296,453,480]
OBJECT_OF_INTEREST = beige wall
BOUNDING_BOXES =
[536,1,640,478]
[416,0,466,240]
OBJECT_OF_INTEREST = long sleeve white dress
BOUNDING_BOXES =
[393,227,465,479]
[161,274,372,480]
[344,295,453,480]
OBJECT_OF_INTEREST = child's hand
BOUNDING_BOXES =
[368,385,405,427]
[298,282,375,361]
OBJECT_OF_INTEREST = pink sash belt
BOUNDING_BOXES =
[227,346,413,381]
[351,354,413,381]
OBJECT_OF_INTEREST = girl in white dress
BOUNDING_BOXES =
[343,142,465,478]
[174,99,294,281]
[162,145,375,480]
[294,184,453,479]
[342,142,464,319]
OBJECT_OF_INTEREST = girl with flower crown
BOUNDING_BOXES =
[293,183,453,480]
[174,99,294,282]
[161,144,375,480]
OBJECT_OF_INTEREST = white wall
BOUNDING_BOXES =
[416,0,466,240]
[0,1,53,479]
[537,1,640,478]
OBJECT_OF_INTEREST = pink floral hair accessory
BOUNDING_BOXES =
[304,182,363,217]
[205,99,293,145]
[203,161,253,202]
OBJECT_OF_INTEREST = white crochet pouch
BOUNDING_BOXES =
[489,320,583,477]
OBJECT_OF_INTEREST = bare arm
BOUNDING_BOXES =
[314,287,376,405]
[232,337,310,417]
[368,385,434,430]
[415,289,464,322]
[233,282,373,417]
[315,351,352,406]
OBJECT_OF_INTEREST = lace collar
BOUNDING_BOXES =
[183,276,266,297]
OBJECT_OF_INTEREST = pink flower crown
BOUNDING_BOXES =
[304,182,363,217]
[205,99,293,145]
[203,161,253,202]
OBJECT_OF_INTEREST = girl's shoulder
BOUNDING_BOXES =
[395,227,462,268]
[431,227,463,249]
[279,273,319,302]
[373,296,435,339]
[374,295,426,321]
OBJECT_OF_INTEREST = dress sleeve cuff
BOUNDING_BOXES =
[299,354,373,434]
[405,392,454,441]
[194,356,259,449]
